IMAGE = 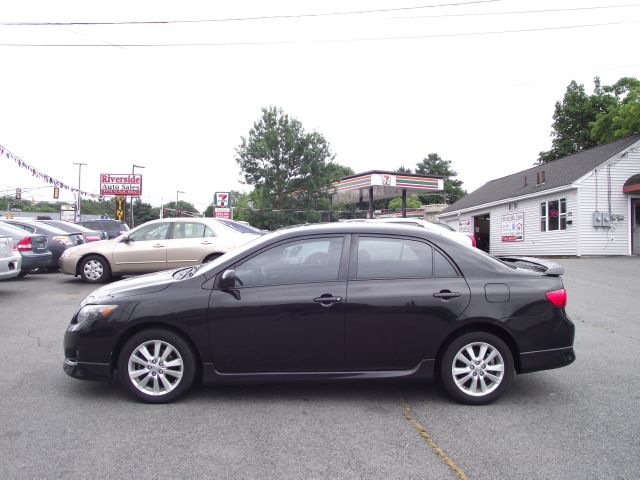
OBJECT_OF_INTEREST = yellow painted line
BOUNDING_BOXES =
[400,396,469,480]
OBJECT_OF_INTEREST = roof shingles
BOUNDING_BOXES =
[440,133,640,215]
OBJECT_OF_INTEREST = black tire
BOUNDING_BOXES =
[79,255,111,283]
[440,331,514,405]
[118,329,196,404]
[18,270,28,278]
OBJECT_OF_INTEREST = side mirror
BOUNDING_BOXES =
[120,236,131,243]
[219,269,236,289]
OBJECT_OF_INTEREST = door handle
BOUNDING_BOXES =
[201,241,213,245]
[433,290,461,300]
[153,244,165,248]
[313,295,343,307]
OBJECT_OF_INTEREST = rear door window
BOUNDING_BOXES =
[356,237,433,279]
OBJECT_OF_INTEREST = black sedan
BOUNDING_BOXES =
[63,223,575,404]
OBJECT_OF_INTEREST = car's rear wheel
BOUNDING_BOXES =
[79,255,111,283]
[440,332,514,405]
[118,329,196,404]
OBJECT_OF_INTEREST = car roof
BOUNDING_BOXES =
[2,219,68,235]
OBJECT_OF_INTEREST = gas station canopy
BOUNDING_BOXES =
[331,170,444,218]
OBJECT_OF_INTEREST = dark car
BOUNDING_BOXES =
[76,219,129,239]
[0,222,53,275]
[1,219,76,269]
[63,223,575,404]
[39,220,103,243]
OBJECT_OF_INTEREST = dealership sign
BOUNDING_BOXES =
[501,212,524,242]
[100,174,143,196]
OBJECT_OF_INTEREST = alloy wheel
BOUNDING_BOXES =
[451,341,505,397]
[127,340,184,396]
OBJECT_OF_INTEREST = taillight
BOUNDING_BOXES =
[85,235,101,242]
[468,235,477,247]
[12,242,18,252]
[17,236,32,251]
[545,289,567,308]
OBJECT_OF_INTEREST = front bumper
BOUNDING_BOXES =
[59,255,80,275]
[63,358,111,381]
[519,346,576,374]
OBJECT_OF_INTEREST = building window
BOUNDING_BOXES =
[508,201,518,212]
[540,198,567,232]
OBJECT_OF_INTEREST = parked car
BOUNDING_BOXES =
[1,219,76,269]
[0,235,21,280]
[63,222,575,404]
[39,220,103,243]
[60,218,262,283]
[76,219,129,239]
[342,217,475,247]
[0,222,54,275]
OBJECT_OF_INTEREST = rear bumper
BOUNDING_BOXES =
[0,255,21,279]
[63,358,111,381]
[21,252,53,271]
[519,346,575,374]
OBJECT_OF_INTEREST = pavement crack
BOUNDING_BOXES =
[399,395,469,480]
[572,315,640,343]
[27,330,51,349]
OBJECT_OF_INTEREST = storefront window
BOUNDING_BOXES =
[540,198,567,232]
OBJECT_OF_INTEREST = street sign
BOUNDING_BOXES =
[115,196,126,222]
[100,174,143,196]
[214,192,231,208]
[215,207,231,219]
[60,204,76,222]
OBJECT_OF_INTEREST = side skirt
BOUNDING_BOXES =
[201,359,435,385]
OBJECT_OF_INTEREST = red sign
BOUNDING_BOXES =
[100,174,143,196]
[215,207,231,219]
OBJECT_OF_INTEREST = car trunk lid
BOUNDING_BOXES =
[496,256,565,276]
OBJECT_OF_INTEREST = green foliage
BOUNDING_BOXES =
[395,166,413,174]
[388,194,422,210]
[132,199,160,225]
[235,106,350,229]
[590,78,640,142]
[414,153,465,205]
[538,76,640,163]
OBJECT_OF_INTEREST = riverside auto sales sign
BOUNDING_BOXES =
[100,174,143,196]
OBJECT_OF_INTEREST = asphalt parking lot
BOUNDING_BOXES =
[1,257,639,479]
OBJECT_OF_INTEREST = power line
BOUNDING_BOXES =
[0,0,507,26]
[0,20,637,47]
[399,3,640,19]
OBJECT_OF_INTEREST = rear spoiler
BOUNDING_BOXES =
[497,256,565,276]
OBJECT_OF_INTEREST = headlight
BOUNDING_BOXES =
[76,305,118,324]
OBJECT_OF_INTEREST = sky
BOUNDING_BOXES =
[1,0,639,212]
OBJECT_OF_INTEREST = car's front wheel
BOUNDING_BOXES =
[79,255,111,283]
[440,332,514,405]
[118,329,196,403]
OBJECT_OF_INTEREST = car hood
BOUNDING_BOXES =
[81,269,176,304]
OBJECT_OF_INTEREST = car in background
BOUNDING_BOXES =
[0,235,21,280]
[63,222,575,404]
[342,217,475,247]
[76,219,129,239]
[1,219,76,269]
[60,218,262,283]
[0,222,53,276]
[39,220,103,243]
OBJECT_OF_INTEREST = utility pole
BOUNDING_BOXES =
[176,190,184,217]
[73,162,87,222]
[131,164,145,227]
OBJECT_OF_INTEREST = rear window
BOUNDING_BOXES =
[215,219,261,234]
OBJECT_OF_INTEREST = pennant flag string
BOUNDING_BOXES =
[0,143,103,200]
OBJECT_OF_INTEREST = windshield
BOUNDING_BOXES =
[215,219,263,234]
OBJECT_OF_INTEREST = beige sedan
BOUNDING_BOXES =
[60,218,262,283]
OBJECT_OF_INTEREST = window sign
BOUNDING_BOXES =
[501,212,524,242]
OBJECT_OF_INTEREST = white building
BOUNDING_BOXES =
[437,133,640,256]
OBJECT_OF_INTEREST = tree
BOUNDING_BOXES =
[590,77,640,143]
[538,76,640,163]
[414,153,465,205]
[132,199,159,225]
[235,106,349,229]
[388,194,421,210]
[395,166,413,174]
